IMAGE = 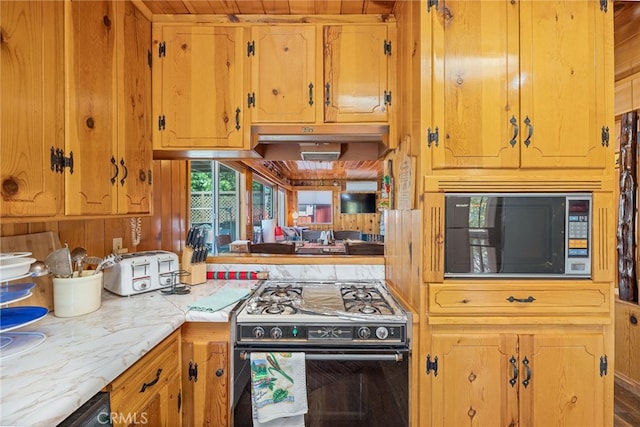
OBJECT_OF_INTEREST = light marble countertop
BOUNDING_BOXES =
[0,279,258,427]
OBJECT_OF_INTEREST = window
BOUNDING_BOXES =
[190,161,240,253]
[296,190,332,224]
[252,179,274,226]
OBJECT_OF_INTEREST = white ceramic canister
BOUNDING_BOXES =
[52,271,102,317]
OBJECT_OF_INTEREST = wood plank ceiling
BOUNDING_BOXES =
[140,0,397,15]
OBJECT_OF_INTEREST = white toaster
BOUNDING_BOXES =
[103,250,180,296]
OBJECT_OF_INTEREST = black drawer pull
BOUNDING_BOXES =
[140,368,162,393]
[506,296,536,303]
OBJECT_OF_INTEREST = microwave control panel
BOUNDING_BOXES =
[566,198,591,275]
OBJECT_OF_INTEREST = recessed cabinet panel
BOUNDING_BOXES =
[519,0,607,169]
[251,25,317,123]
[431,0,518,169]
[155,25,246,149]
[119,1,152,214]
[324,24,390,122]
[0,1,64,217]
[429,0,609,171]
[66,0,117,215]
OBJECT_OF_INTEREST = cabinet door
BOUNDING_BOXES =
[65,0,117,215]
[519,0,609,169]
[518,333,606,427]
[0,1,64,217]
[154,25,246,149]
[251,25,316,123]
[323,24,390,122]
[430,0,519,169]
[428,333,518,427]
[118,0,152,214]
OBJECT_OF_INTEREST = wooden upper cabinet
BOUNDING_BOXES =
[0,1,65,218]
[153,25,247,149]
[249,25,317,123]
[119,1,153,214]
[66,0,152,215]
[323,24,392,123]
[430,0,610,171]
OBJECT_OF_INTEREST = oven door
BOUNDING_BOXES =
[232,348,409,427]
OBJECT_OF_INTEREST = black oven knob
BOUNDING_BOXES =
[357,327,371,339]
[375,327,389,340]
[270,327,283,339]
[252,326,265,339]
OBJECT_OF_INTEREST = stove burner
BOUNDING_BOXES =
[261,285,302,300]
[263,303,297,315]
[355,303,380,315]
[341,285,377,302]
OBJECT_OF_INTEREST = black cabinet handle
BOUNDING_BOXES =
[140,368,162,393]
[506,296,536,303]
[509,356,518,387]
[308,83,314,106]
[509,116,519,147]
[119,158,128,186]
[235,107,241,130]
[523,116,533,147]
[110,156,119,184]
[325,83,331,106]
[522,357,531,388]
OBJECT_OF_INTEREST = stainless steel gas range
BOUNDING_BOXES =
[230,280,412,427]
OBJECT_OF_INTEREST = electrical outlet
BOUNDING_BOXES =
[112,237,123,252]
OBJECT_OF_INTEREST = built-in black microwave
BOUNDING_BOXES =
[444,193,592,278]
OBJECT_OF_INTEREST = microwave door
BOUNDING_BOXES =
[500,197,566,275]
[445,196,501,274]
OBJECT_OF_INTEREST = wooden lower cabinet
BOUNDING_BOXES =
[108,330,182,427]
[181,322,230,427]
[425,327,608,427]
[615,298,640,385]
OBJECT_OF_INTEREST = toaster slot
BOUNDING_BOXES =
[157,257,177,274]
[131,261,151,278]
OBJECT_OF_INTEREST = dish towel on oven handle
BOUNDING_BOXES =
[250,352,308,427]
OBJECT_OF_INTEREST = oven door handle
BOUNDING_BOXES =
[239,351,405,362]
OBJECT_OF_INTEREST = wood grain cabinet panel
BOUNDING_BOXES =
[0,1,65,218]
[153,25,248,150]
[429,284,609,317]
[66,0,152,215]
[428,0,610,171]
[250,25,317,123]
[108,330,182,427]
[615,298,640,384]
[323,24,392,123]
[426,329,606,427]
[181,322,230,427]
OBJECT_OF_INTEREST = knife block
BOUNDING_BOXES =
[181,248,207,285]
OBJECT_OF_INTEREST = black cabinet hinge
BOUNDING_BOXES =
[158,115,166,131]
[427,127,439,148]
[601,125,610,147]
[247,92,256,108]
[384,91,392,106]
[600,355,608,376]
[147,169,153,186]
[600,0,608,13]
[384,40,392,56]
[158,41,166,58]
[188,360,198,382]
[247,40,255,56]
[50,147,74,174]
[177,389,182,412]
[427,0,438,12]
[148,49,152,68]
[426,354,438,376]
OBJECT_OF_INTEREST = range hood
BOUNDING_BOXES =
[251,123,390,161]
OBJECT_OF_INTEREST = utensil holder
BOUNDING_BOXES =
[52,271,102,317]
[181,248,206,285]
